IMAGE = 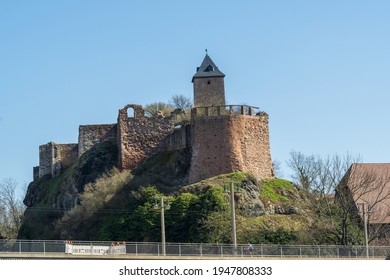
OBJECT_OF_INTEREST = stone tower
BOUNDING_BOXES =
[192,53,226,107]
[189,54,274,183]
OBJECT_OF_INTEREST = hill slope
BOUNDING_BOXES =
[19,144,326,244]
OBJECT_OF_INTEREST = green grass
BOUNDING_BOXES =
[260,178,294,203]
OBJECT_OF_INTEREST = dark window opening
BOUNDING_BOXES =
[204,65,214,72]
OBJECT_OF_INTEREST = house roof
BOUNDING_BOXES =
[192,53,225,82]
[345,163,390,224]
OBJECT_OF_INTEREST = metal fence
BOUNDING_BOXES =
[1,240,390,258]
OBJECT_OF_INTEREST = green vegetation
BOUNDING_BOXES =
[19,143,365,245]
[260,178,294,203]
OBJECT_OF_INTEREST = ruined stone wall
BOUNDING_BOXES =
[167,124,191,151]
[117,104,174,170]
[39,142,56,178]
[237,112,274,180]
[78,124,117,155]
[58,144,78,169]
[33,166,39,181]
[189,106,274,183]
[38,142,79,178]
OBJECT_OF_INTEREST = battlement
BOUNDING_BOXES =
[191,104,266,118]
[32,54,273,184]
[189,104,273,183]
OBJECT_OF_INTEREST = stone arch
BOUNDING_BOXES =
[127,107,135,118]
[119,104,145,119]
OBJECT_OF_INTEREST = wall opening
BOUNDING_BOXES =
[127,107,135,119]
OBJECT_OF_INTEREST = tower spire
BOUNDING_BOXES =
[192,53,226,107]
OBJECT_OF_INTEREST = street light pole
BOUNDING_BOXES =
[363,204,369,258]
[224,182,240,255]
[229,182,237,254]
[358,203,369,258]
[160,196,166,256]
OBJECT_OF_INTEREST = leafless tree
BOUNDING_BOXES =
[287,151,318,191]
[336,164,390,245]
[286,152,384,245]
[287,151,361,195]
[273,159,284,178]
[288,151,390,245]
[0,178,25,239]
[169,94,192,110]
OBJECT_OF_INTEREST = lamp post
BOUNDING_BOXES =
[358,203,369,258]
[154,197,169,256]
[224,182,241,255]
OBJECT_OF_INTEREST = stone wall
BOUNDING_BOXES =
[33,166,39,181]
[58,144,79,169]
[167,124,191,151]
[193,77,225,107]
[189,105,274,183]
[39,142,56,178]
[117,104,175,170]
[237,112,274,179]
[38,142,79,178]
[78,124,117,155]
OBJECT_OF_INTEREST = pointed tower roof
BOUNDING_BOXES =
[192,53,225,82]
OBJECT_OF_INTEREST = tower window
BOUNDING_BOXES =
[204,65,214,72]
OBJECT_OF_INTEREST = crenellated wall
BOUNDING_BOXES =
[188,105,274,183]
[34,104,272,183]
[32,55,275,184]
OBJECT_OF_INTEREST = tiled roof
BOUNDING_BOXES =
[344,163,390,224]
[192,54,225,82]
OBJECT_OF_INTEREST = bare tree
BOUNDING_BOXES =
[0,178,25,239]
[336,164,390,245]
[273,159,284,178]
[286,151,379,245]
[287,151,361,195]
[169,94,192,110]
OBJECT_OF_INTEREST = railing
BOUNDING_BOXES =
[1,240,389,258]
[192,105,262,118]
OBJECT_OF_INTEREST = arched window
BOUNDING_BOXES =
[127,107,135,119]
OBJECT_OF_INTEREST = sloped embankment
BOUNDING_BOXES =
[19,144,317,244]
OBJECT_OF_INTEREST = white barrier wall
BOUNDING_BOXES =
[65,243,126,255]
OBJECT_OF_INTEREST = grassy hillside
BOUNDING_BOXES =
[19,145,333,244]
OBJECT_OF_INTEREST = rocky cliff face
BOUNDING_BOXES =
[19,142,118,239]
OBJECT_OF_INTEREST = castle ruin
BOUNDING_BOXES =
[34,54,274,183]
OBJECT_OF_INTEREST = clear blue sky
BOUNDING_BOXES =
[1,1,390,196]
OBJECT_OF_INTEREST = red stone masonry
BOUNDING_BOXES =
[117,104,175,171]
[188,105,274,183]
